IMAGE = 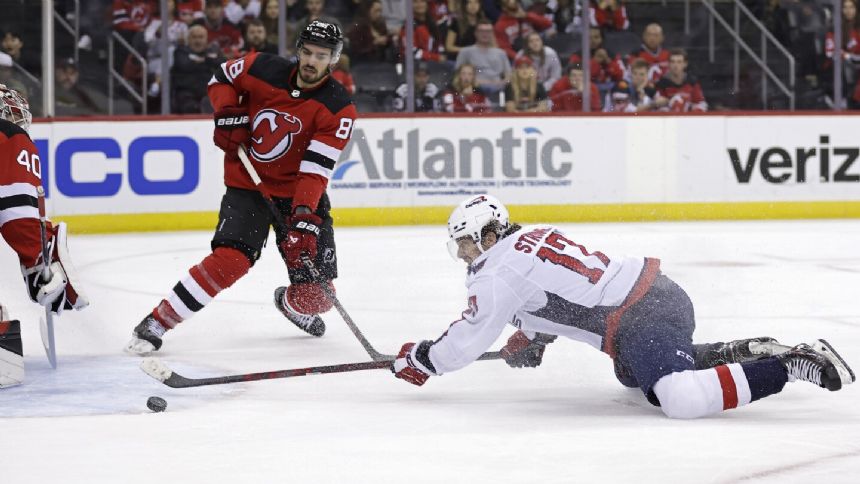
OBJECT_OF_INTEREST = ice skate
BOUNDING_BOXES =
[124,315,167,355]
[274,286,325,337]
[695,337,789,368]
[810,339,855,388]
[777,343,845,391]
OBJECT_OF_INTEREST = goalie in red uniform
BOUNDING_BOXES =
[0,85,89,387]
[126,21,357,354]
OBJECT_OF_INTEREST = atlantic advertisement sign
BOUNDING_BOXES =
[30,115,860,219]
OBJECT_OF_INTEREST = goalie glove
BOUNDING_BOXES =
[392,341,437,386]
[20,222,89,315]
[501,331,557,368]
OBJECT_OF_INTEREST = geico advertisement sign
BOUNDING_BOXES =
[327,117,585,206]
[29,120,224,214]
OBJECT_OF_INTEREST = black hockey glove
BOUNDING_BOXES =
[501,331,557,368]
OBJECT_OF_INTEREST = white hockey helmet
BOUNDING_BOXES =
[0,84,32,132]
[447,194,510,259]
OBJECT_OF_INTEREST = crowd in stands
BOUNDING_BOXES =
[1,0,859,114]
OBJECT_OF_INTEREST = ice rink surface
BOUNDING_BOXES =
[1,219,859,483]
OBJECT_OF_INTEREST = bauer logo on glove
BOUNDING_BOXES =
[215,115,250,128]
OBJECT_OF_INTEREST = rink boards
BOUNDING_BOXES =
[29,113,860,233]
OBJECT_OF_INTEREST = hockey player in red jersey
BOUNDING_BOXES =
[126,21,357,355]
[392,195,855,418]
[0,85,89,387]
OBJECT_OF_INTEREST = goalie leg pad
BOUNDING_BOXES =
[0,320,24,388]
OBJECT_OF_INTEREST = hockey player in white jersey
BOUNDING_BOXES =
[392,194,855,419]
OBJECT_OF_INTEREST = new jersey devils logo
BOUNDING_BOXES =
[250,109,303,162]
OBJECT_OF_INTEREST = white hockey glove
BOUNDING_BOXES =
[20,222,89,315]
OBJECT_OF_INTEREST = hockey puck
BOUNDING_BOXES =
[146,396,167,413]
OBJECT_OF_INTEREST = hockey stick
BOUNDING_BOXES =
[35,186,57,369]
[141,356,393,388]
[141,350,503,388]
[236,145,393,361]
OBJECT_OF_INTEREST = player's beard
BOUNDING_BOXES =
[299,63,327,85]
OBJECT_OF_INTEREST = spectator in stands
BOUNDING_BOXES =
[627,22,670,82]
[455,19,511,94]
[504,56,549,112]
[1,29,39,76]
[629,58,657,111]
[654,48,707,112]
[331,53,356,94]
[0,52,29,99]
[382,0,408,34]
[446,0,489,61]
[196,0,244,58]
[549,62,602,112]
[527,0,556,25]
[494,0,553,60]
[602,80,636,112]
[824,0,860,108]
[259,0,282,47]
[113,0,156,41]
[348,0,394,64]
[393,61,442,111]
[225,0,261,25]
[553,0,582,34]
[400,0,445,62]
[55,57,106,116]
[517,32,561,91]
[481,0,502,22]
[172,23,224,113]
[242,18,278,54]
[177,1,205,25]
[442,62,493,112]
[144,0,188,84]
[569,27,624,98]
[590,0,629,31]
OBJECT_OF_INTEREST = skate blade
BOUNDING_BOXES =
[812,339,856,385]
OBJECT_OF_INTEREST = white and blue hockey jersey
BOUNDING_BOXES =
[427,224,661,374]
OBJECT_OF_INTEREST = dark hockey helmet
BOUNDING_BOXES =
[0,83,32,132]
[296,20,343,63]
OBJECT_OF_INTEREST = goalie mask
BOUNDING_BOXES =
[0,84,32,132]
[296,20,343,64]
[447,194,510,260]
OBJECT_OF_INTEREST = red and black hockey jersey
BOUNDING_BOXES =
[112,0,155,32]
[0,119,49,269]
[589,3,630,31]
[208,52,357,211]
[655,74,707,112]
[627,46,670,82]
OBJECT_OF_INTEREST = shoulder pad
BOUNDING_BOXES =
[248,53,298,89]
[314,77,354,114]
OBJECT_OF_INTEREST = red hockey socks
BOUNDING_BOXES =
[286,282,334,315]
[152,247,251,328]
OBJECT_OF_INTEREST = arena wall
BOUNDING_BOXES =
[30,113,860,233]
